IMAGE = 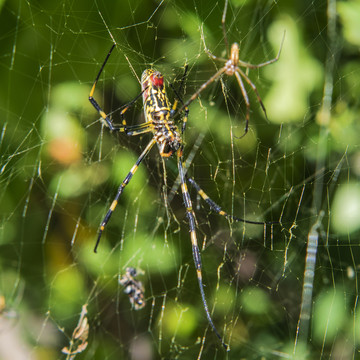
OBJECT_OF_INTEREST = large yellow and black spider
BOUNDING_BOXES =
[89,50,229,347]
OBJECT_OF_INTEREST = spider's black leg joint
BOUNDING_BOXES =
[89,44,124,132]
[88,97,123,132]
[119,87,149,133]
[187,176,277,226]
[93,139,156,253]
[177,153,228,350]
[89,44,150,134]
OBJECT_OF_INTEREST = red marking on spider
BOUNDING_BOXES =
[150,73,164,87]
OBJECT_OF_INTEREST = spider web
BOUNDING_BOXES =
[1,0,359,359]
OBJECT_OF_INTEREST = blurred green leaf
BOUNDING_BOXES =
[264,15,323,123]
[162,302,199,339]
[240,286,271,315]
[338,0,360,46]
[49,267,86,319]
[313,289,347,343]
[331,182,360,235]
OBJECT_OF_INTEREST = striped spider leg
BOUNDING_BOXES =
[187,177,275,226]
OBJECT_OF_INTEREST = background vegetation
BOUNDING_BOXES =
[0,0,359,359]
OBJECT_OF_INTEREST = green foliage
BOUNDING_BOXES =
[0,0,359,359]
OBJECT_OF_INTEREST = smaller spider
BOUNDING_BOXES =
[180,0,284,138]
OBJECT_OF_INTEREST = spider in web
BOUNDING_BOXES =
[88,2,280,349]
[179,0,284,138]
[89,54,226,348]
